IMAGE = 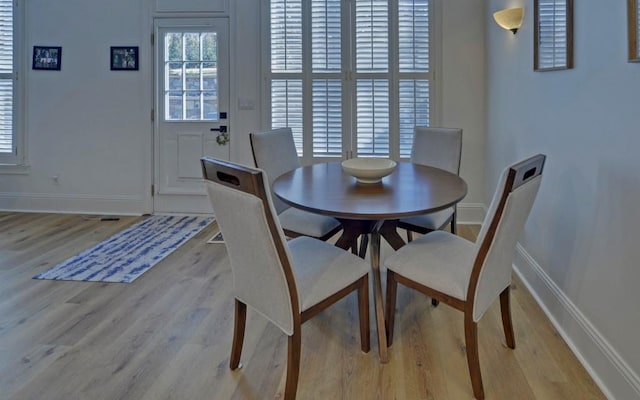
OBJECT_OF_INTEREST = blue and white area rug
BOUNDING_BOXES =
[34,215,214,283]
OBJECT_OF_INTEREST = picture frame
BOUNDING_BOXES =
[32,46,62,71]
[110,46,139,71]
[629,0,640,62]
[534,0,574,71]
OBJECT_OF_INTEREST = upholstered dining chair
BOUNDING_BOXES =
[384,154,545,400]
[397,126,463,241]
[201,156,370,400]
[250,127,342,241]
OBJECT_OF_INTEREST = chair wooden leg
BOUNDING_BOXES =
[385,270,398,346]
[358,275,370,352]
[450,211,457,234]
[500,287,516,349]
[230,299,247,370]
[464,314,484,400]
[284,330,302,400]
[406,230,414,242]
[358,234,369,258]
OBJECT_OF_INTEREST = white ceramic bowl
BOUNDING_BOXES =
[341,158,397,184]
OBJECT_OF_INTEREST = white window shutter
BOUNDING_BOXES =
[537,0,568,69]
[0,0,13,154]
[268,0,431,160]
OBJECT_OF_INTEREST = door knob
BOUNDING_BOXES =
[210,125,227,133]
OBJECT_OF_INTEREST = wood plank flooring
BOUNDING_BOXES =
[0,213,605,399]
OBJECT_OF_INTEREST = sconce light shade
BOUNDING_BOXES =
[493,7,524,34]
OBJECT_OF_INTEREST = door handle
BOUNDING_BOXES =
[210,125,227,133]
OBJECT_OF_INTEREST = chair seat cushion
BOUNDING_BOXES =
[279,207,341,238]
[288,237,370,312]
[384,231,476,301]
[399,207,454,231]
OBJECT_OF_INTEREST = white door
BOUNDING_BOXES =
[153,18,230,214]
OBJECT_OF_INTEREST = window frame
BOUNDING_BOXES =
[534,0,574,72]
[629,0,640,62]
[261,0,441,164]
[0,0,25,169]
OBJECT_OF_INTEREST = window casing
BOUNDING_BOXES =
[534,0,573,71]
[265,0,436,163]
[0,0,23,166]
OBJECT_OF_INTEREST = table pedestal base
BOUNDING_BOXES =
[333,219,406,363]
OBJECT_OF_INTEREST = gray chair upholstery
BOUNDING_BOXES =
[398,126,463,241]
[201,157,370,400]
[250,127,342,241]
[384,154,545,400]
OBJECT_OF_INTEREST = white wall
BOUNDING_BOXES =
[487,1,640,398]
[0,0,486,223]
[440,0,486,222]
[0,0,152,215]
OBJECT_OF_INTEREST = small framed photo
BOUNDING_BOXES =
[110,46,139,71]
[32,46,62,70]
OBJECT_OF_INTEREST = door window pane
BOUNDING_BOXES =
[164,32,218,120]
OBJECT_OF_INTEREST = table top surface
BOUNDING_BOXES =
[272,161,468,220]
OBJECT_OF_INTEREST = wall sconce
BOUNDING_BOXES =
[493,7,524,34]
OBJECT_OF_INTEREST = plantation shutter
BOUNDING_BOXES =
[268,0,431,160]
[537,0,568,69]
[312,0,342,157]
[398,0,430,158]
[0,0,13,155]
[270,0,304,154]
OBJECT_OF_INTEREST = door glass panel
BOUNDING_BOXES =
[164,31,218,121]
[166,33,183,61]
[184,33,200,61]
[203,91,218,120]
[167,91,183,119]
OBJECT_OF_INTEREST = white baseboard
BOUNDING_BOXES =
[457,202,485,225]
[514,244,640,400]
[0,192,148,215]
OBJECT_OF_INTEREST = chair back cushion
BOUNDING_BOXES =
[471,154,545,321]
[201,157,298,335]
[411,127,463,174]
[250,127,301,214]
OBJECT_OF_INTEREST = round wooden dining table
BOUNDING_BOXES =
[272,161,468,362]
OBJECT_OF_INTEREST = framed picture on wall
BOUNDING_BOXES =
[110,46,139,71]
[629,0,640,62]
[32,46,62,71]
[534,0,574,71]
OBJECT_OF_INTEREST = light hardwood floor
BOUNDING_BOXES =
[0,213,605,399]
